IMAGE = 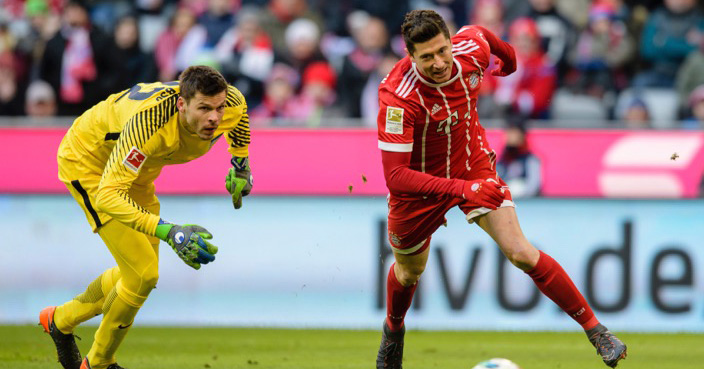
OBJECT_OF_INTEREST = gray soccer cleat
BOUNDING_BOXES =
[376,320,405,369]
[586,324,628,368]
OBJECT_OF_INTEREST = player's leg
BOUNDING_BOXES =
[474,207,627,367]
[387,243,430,331]
[83,219,160,369]
[377,242,430,369]
[39,179,119,369]
[53,267,121,333]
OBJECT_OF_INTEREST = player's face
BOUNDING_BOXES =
[178,91,227,140]
[410,33,454,83]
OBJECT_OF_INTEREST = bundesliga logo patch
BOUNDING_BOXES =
[385,106,404,134]
[123,146,147,173]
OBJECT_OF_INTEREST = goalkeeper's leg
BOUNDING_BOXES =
[53,267,121,333]
[85,220,160,369]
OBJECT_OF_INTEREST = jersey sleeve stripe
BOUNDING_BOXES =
[453,46,480,56]
[456,25,472,35]
[378,141,413,152]
[395,67,415,95]
[399,74,419,98]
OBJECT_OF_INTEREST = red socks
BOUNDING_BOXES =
[527,251,600,330]
[386,263,418,332]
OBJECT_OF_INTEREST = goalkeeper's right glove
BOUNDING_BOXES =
[155,220,218,270]
[462,179,505,209]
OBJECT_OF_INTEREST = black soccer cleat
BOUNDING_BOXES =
[39,306,83,369]
[376,320,405,369]
[586,324,628,368]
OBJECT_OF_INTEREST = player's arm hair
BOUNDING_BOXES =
[474,25,515,65]
[382,150,465,197]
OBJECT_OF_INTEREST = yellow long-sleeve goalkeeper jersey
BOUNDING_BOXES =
[57,81,250,236]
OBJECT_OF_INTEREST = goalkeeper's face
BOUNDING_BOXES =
[179,91,227,140]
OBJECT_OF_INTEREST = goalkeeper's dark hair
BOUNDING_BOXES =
[401,9,451,56]
[179,65,228,101]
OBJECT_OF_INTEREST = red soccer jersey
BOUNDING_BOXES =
[377,26,498,198]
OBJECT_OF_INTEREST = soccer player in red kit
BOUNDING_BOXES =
[375,10,627,369]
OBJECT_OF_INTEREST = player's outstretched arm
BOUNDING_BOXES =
[225,156,253,209]
[155,220,219,270]
[474,25,516,77]
[383,151,504,208]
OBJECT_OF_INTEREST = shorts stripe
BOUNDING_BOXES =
[71,180,103,228]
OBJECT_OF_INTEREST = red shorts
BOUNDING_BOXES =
[387,177,513,255]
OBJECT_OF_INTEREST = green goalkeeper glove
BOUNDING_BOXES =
[155,220,218,270]
[226,156,253,210]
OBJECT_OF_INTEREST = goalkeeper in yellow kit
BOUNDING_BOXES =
[38,66,252,369]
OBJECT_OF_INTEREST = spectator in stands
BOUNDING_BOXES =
[250,62,299,122]
[24,79,56,117]
[113,15,157,91]
[493,18,556,119]
[174,0,240,73]
[314,0,409,39]
[38,1,122,116]
[88,0,134,35]
[337,15,389,118]
[198,0,238,47]
[14,0,62,75]
[676,36,704,115]
[134,0,176,52]
[155,7,197,81]
[280,18,328,83]
[497,119,542,198]
[683,84,704,129]
[633,0,704,88]
[361,52,399,127]
[259,0,323,58]
[0,51,25,116]
[568,1,634,98]
[526,0,576,80]
[289,61,339,126]
[471,0,506,38]
[215,6,274,107]
[472,0,507,119]
[621,97,651,128]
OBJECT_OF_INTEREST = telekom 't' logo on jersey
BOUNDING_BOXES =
[123,146,147,173]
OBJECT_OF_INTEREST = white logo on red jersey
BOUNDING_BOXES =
[123,146,147,173]
[431,104,442,115]
[468,72,480,89]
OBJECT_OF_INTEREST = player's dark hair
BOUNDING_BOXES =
[179,65,228,101]
[401,10,451,56]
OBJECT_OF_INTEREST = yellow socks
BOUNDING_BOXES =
[54,266,121,334]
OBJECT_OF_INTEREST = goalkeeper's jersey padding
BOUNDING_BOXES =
[58,82,250,235]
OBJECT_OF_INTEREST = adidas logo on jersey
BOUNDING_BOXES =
[431,104,442,115]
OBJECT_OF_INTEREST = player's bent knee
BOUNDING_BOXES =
[504,248,539,271]
[397,264,425,286]
[138,268,159,294]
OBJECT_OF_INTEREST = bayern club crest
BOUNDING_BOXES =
[389,232,402,247]
[467,72,480,89]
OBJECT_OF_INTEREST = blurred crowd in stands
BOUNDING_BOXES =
[0,0,703,129]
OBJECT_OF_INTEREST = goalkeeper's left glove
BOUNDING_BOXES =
[226,156,253,210]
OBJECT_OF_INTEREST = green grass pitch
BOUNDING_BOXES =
[2,325,702,369]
